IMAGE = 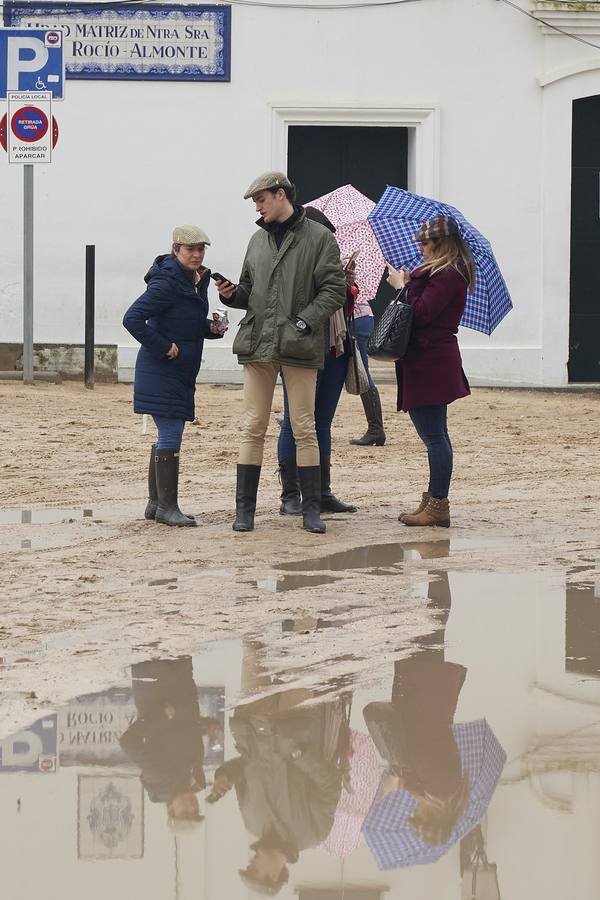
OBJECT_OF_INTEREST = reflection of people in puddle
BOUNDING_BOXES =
[119,657,223,826]
[406,538,451,654]
[208,688,349,895]
[364,658,468,846]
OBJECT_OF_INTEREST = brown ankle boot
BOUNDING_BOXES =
[399,491,430,522]
[401,496,450,528]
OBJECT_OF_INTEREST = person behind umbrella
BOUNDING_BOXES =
[387,215,476,528]
[278,205,357,517]
[215,172,346,534]
[348,276,387,449]
[363,657,469,847]
[206,691,346,895]
[119,656,223,826]
[122,225,226,528]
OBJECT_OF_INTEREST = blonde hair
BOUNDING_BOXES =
[408,774,470,846]
[419,234,476,294]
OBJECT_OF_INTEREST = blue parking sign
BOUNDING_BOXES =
[0,28,64,99]
[0,715,58,773]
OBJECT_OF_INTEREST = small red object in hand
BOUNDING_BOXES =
[347,282,359,316]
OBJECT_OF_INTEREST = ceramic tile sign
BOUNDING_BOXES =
[3,2,231,82]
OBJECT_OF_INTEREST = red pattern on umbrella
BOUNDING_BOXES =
[307,185,386,301]
[320,730,382,859]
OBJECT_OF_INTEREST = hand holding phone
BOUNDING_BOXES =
[210,272,232,284]
[210,271,237,299]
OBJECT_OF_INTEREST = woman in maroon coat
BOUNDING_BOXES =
[388,215,476,528]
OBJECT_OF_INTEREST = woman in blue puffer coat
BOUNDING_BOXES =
[123,225,225,528]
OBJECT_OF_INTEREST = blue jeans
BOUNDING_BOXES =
[153,416,185,450]
[278,352,348,461]
[349,315,376,390]
[408,404,453,499]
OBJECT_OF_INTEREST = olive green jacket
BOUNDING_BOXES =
[226,210,346,369]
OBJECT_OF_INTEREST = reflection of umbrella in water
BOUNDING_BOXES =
[362,719,506,869]
[306,184,386,301]
[368,186,513,335]
[320,730,382,859]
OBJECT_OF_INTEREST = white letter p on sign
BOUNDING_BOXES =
[7,36,49,90]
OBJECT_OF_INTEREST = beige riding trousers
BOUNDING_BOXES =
[238,362,319,467]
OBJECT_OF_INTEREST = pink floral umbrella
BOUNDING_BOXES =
[320,730,382,859]
[306,184,386,302]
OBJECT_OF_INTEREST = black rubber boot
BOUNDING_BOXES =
[278,459,302,516]
[350,387,386,446]
[233,464,261,532]
[298,466,326,534]
[145,444,193,521]
[155,449,197,527]
[320,455,357,513]
[144,444,158,520]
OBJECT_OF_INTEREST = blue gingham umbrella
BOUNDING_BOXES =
[368,186,513,335]
[362,719,506,870]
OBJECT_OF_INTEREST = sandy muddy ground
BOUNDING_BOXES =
[0,380,599,736]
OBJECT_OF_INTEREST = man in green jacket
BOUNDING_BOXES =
[217,172,346,534]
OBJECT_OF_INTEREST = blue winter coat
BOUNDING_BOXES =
[123,255,219,420]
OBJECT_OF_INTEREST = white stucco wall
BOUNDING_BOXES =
[1,0,599,384]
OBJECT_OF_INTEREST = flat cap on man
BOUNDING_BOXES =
[172,224,211,246]
[243,171,292,200]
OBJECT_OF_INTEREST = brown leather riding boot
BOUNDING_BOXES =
[401,496,450,528]
[398,491,430,522]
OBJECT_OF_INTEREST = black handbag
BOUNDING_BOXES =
[461,827,501,900]
[367,288,413,362]
[345,315,370,395]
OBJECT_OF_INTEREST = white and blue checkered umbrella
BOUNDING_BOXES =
[368,186,513,335]
[362,719,506,870]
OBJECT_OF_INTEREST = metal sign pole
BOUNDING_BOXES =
[84,244,95,389]
[23,163,34,384]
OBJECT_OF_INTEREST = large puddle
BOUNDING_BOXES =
[277,538,451,573]
[2,573,600,899]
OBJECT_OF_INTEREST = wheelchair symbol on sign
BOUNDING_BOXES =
[35,76,46,89]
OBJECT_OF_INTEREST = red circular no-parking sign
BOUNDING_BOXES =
[11,106,49,142]
[0,114,59,152]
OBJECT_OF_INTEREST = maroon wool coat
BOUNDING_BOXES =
[395,264,471,412]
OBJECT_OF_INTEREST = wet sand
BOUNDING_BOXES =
[0,380,599,735]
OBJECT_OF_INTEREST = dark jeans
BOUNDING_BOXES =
[153,415,185,450]
[349,315,376,390]
[278,351,348,461]
[408,404,453,499]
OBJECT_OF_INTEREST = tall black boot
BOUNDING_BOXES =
[155,449,197,527]
[350,387,386,446]
[298,466,326,534]
[320,455,357,513]
[145,444,193,521]
[279,459,302,516]
[144,443,158,520]
[233,464,261,532]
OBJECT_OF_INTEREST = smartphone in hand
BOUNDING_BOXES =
[210,272,232,285]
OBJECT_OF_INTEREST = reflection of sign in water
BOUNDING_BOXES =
[60,686,225,767]
[3,2,231,83]
[0,715,58,773]
[78,775,143,860]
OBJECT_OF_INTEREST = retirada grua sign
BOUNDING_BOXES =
[7,90,52,162]
[3,2,231,82]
